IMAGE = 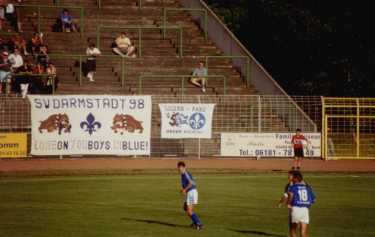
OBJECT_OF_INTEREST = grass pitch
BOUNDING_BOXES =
[0,173,374,237]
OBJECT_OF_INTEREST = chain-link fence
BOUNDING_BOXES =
[4,95,375,159]
[0,94,319,158]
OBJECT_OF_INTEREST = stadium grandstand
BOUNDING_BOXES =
[0,0,374,159]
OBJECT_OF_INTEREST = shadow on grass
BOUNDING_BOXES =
[122,217,190,229]
[229,229,285,237]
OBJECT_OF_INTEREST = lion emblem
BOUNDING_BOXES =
[38,113,72,135]
[111,114,143,134]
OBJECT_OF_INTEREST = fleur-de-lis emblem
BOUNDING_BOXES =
[189,112,206,130]
[80,113,101,135]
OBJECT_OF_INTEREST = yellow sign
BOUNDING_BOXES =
[0,133,27,158]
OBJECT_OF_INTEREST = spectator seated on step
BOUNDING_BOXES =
[0,50,11,94]
[112,32,136,58]
[8,47,23,73]
[0,37,11,51]
[11,59,39,96]
[60,9,77,32]
[27,32,44,55]
[36,45,49,68]
[10,34,28,55]
[190,61,208,93]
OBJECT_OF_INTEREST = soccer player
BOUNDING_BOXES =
[277,170,294,237]
[291,128,309,170]
[287,171,316,237]
[177,161,203,230]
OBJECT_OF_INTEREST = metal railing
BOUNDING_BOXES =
[0,95,329,158]
[15,4,85,37]
[53,0,101,8]
[178,0,316,132]
[205,55,250,88]
[138,75,227,95]
[96,25,184,57]
[14,73,56,94]
[38,54,251,91]
[322,97,375,160]
[0,32,18,36]
[163,8,208,39]
[45,54,128,88]
[44,54,84,87]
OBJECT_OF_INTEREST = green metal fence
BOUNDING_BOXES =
[138,74,227,95]
[0,32,18,36]
[163,8,208,39]
[96,25,184,58]
[205,55,251,88]
[45,54,128,88]
[15,4,85,37]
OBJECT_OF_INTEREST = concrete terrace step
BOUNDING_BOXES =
[15,0,256,98]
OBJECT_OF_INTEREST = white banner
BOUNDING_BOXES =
[29,95,151,156]
[221,133,321,157]
[159,104,215,139]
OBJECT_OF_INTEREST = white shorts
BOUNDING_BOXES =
[186,189,198,206]
[291,207,309,224]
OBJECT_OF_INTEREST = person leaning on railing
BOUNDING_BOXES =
[86,42,101,82]
[45,62,57,94]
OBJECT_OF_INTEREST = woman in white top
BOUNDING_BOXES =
[86,42,101,82]
[8,47,23,72]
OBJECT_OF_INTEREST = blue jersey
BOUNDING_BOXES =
[181,171,197,192]
[288,183,315,208]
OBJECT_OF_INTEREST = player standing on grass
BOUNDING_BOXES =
[287,171,316,237]
[277,170,294,237]
[177,161,203,230]
[291,129,309,170]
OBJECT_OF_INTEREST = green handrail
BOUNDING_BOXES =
[138,74,226,95]
[14,73,56,94]
[15,4,85,37]
[96,25,184,57]
[205,55,251,88]
[137,0,165,9]
[45,54,127,88]
[163,8,208,40]
[0,31,18,36]
[53,0,100,8]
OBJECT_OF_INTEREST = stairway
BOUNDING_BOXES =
[13,0,255,95]
[0,0,305,158]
